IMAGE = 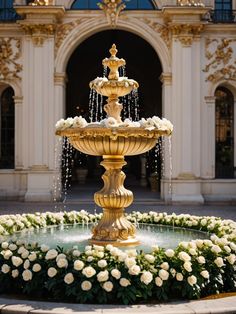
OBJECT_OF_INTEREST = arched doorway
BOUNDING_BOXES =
[65,30,163,198]
[215,86,234,178]
[0,86,15,169]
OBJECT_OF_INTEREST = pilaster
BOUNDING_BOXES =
[14,96,24,170]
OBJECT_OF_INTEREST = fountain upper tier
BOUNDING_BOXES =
[89,44,139,98]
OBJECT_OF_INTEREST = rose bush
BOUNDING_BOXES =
[0,210,235,304]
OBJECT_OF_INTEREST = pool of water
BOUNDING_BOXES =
[4,223,209,251]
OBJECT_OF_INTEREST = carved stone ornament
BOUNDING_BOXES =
[55,19,87,55]
[203,38,236,82]
[140,18,171,49]
[21,24,56,46]
[0,38,22,81]
[177,0,205,7]
[28,0,54,5]
[170,24,204,46]
[97,0,126,28]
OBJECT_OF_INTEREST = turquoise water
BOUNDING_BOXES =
[5,223,209,251]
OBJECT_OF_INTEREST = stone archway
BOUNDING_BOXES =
[65,30,163,194]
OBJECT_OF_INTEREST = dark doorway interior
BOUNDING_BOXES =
[65,30,162,200]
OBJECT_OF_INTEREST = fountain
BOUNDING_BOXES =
[56,44,172,247]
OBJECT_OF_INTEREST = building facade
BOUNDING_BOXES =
[0,0,236,203]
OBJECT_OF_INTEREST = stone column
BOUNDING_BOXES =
[14,96,24,170]
[15,6,65,201]
[201,96,215,178]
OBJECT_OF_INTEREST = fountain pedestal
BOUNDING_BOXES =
[91,155,139,246]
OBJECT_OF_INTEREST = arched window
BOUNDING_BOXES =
[215,86,234,178]
[71,0,156,10]
[0,87,15,169]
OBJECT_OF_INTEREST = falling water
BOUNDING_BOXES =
[168,136,173,200]
[52,136,63,210]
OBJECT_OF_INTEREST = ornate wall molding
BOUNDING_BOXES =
[140,18,171,49]
[170,24,204,46]
[98,0,126,28]
[28,0,54,5]
[0,38,22,81]
[203,38,236,82]
[177,0,205,7]
[21,24,56,46]
[55,18,87,55]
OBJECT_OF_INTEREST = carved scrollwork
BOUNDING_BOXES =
[21,24,56,46]
[203,38,236,82]
[0,38,22,81]
[98,0,126,28]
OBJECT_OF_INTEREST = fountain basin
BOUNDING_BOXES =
[56,127,170,156]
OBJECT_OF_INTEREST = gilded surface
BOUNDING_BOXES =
[28,0,54,5]
[203,38,236,82]
[56,45,171,246]
[177,0,204,6]
[0,38,22,81]
[21,24,56,46]
[98,0,126,27]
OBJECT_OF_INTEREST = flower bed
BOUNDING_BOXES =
[0,210,235,304]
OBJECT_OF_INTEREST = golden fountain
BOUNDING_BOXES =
[56,44,172,247]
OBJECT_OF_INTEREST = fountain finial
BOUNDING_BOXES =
[109,44,118,57]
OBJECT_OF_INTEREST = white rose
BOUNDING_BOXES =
[72,250,81,257]
[64,273,74,285]
[47,267,57,278]
[45,249,58,260]
[178,252,191,262]
[158,269,169,281]
[21,250,29,259]
[111,269,121,280]
[1,242,8,249]
[1,264,10,274]
[82,266,96,278]
[170,268,176,277]
[224,246,231,253]
[165,249,175,258]
[155,276,163,287]
[144,254,155,263]
[87,256,94,262]
[74,260,84,271]
[103,281,113,292]
[56,253,67,262]
[119,278,131,287]
[28,252,37,262]
[3,250,13,260]
[72,116,87,128]
[96,251,104,259]
[81,280,92,291]
[187,275,197,286]
[57,258,68,268]
[196,239,204,248]
[226,254,236,265]
[126,249,137,257]
[211,245,222,254]
[23,259,30,269]
[160,262,169,270]
[200,270,209,279]
[8,244,17,251]
[183,262,192,272]
[189,249,197,256]
[128,265,141,276]
[12,269,19,278]
[140,271,153,285]
[32,263,41,272]
[97,270,109,282]
[197,256,205,264]
[22,269,33,281]
[104,117,119,128]
[151,245,159,252]
[125,257,136,268]
[12,256,23,267]
[98,259,107,268]
[41,244,50,252]
[214,257,224,268]
[176,273,183,281]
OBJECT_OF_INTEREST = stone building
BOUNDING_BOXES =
[0,0,235,203]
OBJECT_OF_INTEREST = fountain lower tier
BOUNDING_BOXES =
[56,127,170,246]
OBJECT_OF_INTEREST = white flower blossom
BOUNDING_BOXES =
[155,276,163,287]
[97,270,109,282]
[140,271,153,285]
[81,280,92,291]
[128,265,141,276]
[12,256,23,267]
[103,281,113,292]
[98,259,107,268]
[1,264,10,274]
[22,269,33,281]
[47,267,57,278]
[32,263,41,272]
[119,278,131,287]
[57,258,68,269]
[45,249,58,260]
[82,266,96,278]
[74,260,84,271]
[200,270,209,279]
[165,249,175,258]
[176,273,184,281]
[187,275,197,286]
[64,273,74,285]
[158,269,169,281]
[111,269,121,280]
